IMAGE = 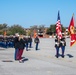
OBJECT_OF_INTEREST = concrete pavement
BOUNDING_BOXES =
[0,38,76,75]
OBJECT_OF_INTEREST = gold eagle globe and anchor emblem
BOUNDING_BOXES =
[70,25,75,34]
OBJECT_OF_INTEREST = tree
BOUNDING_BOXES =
[8,24,26,35]
[0,23,8,35]
[30,25,45,36]
[30,25,38,36]
[46,24,66,35]
[62,25,66,32]
[0,23,8,30]
[46,24,56,35]
[38,25,45,33]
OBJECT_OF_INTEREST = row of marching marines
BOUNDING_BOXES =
[0,35,32,49]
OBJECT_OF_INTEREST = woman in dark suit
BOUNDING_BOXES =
[17,35,25,63]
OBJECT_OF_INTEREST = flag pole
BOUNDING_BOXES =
[73,13,76,33]
[73,13,76,32]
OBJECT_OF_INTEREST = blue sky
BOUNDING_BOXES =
[0,0,76,28]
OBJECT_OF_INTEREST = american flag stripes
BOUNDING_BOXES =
[56,11,62,39]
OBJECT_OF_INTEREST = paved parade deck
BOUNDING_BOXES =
[0,38,76,75]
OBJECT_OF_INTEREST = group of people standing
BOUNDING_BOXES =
[14,34,25,63]
[14,34,40,63]
[13,32,66,63]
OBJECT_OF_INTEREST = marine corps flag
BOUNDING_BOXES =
[68,14,76,46]
[56,11,62,39]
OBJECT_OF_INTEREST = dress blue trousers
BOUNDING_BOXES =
[14,48,19,60]
[55,47,59,56]
[61,46,65,56]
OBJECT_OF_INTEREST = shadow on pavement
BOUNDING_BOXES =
[2,60,14,62]
[66,54,74,58]
[22,58,29,62]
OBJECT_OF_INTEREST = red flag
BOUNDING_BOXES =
[33,29,37,38]
[4,31,7,36]
[56,11,62,39]
[68,14,76,46]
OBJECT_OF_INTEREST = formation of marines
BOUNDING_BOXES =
[0,35,32,48]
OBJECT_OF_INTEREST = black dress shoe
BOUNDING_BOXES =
[55,55,59,58]
[62,55,64,58]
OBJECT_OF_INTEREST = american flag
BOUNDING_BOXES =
[56,11,62,39]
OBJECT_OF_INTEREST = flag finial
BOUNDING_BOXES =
[73,13,74,17]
